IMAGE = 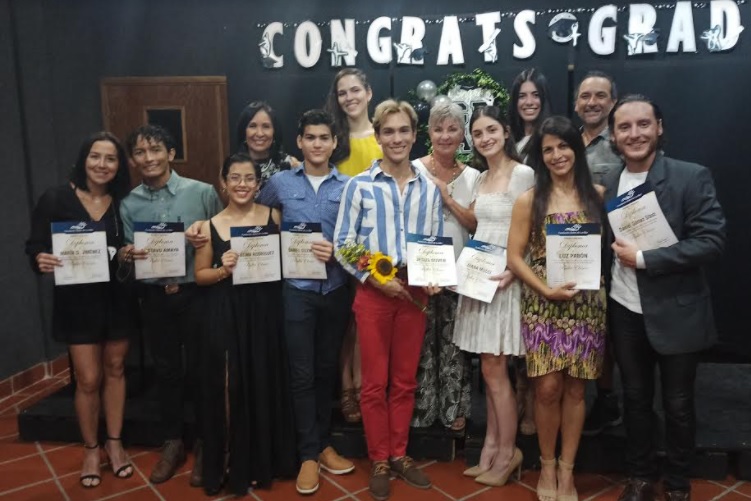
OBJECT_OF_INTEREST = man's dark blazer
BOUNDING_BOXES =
[602,152,726,355]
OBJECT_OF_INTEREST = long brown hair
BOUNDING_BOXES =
[527,116,602,246]
[324,68,372,164]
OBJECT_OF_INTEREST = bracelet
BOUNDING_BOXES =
[216,266,227,282]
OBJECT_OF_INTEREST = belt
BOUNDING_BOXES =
[144,283,196,295]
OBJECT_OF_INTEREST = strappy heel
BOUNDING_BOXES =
[557,457,578,501]
[80,443,102,488]
[104,437,134,479]
[537,457,557,501]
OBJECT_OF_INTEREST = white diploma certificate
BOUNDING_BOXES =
[280,222,327,280]
[51,221,110,286]
[455,240,506,303]
[406,234,457,287]
[606,182,678,250]
[545,223,601,290]
[230,225,281,285]
[133,222,186,279]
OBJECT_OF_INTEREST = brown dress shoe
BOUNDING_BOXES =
[389,456,431,489]
[189,440,202,487]
[664,490,690,501]
[149,439,186,484]
[296,460,320,495]
[319,446,355,475]
[369,461,391,500]
[618,478,657,501]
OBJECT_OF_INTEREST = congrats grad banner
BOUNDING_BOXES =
[257,1,745,69]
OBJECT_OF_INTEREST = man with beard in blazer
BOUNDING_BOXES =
[603,95,725,501]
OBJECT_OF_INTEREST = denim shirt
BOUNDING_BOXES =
[256,164,349,294]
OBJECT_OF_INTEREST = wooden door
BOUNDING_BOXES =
[101,76,230,191]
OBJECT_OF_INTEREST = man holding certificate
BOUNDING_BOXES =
[604,95,726,501]
[256,109,355,495]
[119,125,223,485]
[334,100,442,501]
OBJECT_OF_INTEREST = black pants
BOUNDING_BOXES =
[609,299,700,491]
[283,283,350,461]
[141,284,202,441]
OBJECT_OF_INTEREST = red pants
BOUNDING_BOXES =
[354,283,427,461]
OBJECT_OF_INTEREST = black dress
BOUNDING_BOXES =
[24,185,138,344]
[200,216,296,495]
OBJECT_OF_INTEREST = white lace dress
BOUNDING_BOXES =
[452,164,535,356]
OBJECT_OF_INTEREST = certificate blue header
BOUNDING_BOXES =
[546,223,601,236]
[281,222,322,234]
[406,233,453,246]
[465,239,504,255]
[51,220,105,234]
[230,225,279,238]
[133,222,185,233]
[605,182,654,213]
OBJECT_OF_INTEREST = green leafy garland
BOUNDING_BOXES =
[436,68,510,110]
[409,68,510,164]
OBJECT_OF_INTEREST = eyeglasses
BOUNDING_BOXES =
[227,174,258,185]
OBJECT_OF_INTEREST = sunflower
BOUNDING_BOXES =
[367,252,397,284]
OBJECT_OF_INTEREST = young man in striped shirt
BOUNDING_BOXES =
[334,99,443,501]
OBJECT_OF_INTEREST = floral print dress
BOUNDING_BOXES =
[521,211,607,379]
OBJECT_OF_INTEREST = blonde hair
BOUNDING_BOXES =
[372,99,418,134]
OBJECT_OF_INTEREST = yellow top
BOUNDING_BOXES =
[337,134,382,177]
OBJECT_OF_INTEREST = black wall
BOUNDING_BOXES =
[2,0,749,378]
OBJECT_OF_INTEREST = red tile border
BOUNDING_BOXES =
[48,354,70,377]
[0,353,70,410]
[0,379,12,400]
[10,363,47,394]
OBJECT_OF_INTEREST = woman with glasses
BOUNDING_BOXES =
[194,153,296,495]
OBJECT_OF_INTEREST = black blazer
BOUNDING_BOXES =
[602,153,726,355]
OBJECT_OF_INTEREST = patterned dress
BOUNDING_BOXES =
[521,211,607,379]
[452,165,535,356]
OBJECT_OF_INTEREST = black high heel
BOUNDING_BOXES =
[105,437,134,479]
[80,443,102,488]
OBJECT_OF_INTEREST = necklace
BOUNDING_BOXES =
[429,154,462,221]
[429,154,461,184]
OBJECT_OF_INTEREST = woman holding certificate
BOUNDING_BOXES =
[452,106,535,486]
[507,116,606,501]
[194,153,296,495]
[410,101,480,432]
[25,131,137,488]
[324,68,383,424]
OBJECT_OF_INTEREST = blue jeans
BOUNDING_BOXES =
[283,283,350,461]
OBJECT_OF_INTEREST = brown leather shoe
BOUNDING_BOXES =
[664,490,690,501]
[319,446,355,475]
[618,478,656,501]
[369,461,391,500]
[149,439,186,484]
[296,460,320,495]
[189,440,202,487]
[389,456,431,489]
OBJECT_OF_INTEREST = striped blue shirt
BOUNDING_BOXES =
[334,160,444,282]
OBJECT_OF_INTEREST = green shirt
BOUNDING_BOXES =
[120,170,223,284]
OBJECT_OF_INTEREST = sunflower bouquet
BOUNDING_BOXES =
[338,240,427,312]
